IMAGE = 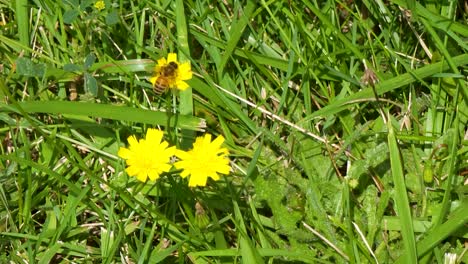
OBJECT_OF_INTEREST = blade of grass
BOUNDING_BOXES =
[303,1,365,60]
[148,241,184,263]
[394,200,468,263]
[303,222,350,261]
[101,226,118,264]
[133,2,145,58]
[303,53,468,121]
[38,243,62,264]
[189,77,258,133]
[189,26,361,85]
[0,101,204,131]
[219,0,257,72]
[189,248,329,263]
[0,232,99,256]
[0,154,82,195]
[390,0,468,37]
[406,0,416,19]
[15,0,30,55]
[343,182,358,264]
[387,115,417,263]
[0,34,59,64]
[137,221,158,264]
[19,130,33,228]
[419,17,468,102]
[433,116,460,226]
[233,200,264,264]
[176,0,195,148]
[51,187,91,243]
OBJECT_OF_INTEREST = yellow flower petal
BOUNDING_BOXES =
[146,128,163,143]
[176,81,189,90]
[174,134,230,187]
[167,53,177,63]
[125,166,139,177]
[127,135,138,146]
[157,58,167,66]
[212,135,224,147]
[150,53,192,93]
[149,76,157,85]
[178,62,192,80]
[118,147,131,159]
[118,129,176,182]
[94,0,105,11]
[188,172,207,187]
[136,171,148,182]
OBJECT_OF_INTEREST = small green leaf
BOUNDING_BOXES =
[406,172,422,195]
[84,53,96,69]
[67,0,79,7]
[63,63,82,72]
[63,10,79,24]
[106,10,119,25]
[124,221,140,235]
[81,0,94,10]
[16,57,45,77]
[84,72,98,96]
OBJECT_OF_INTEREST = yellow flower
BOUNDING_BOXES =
[149,53,192,92]
[174,134,230,187]
[118,129,176,182]
[94,0,105,11]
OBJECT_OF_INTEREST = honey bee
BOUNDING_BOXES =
[153,61,178,94]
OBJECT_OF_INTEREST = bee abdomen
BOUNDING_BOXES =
[153,84,168,94]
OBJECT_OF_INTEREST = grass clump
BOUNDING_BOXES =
[1,0,467,263]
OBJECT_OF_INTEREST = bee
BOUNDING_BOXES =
[153,61,178,94]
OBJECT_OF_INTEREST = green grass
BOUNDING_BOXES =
[1,0,468,263]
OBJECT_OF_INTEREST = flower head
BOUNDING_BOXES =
[149,53,192,92]
[118,129,176,182]
[94,0,105,11]
[174,134,230,187]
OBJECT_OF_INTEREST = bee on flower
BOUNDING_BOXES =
[118,129,231,187]
[149,53,192,94]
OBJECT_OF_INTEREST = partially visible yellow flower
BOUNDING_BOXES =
[149,53,192,92]
[118,129,176,182]
[174,134,230,187]
[94,0,105,11]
